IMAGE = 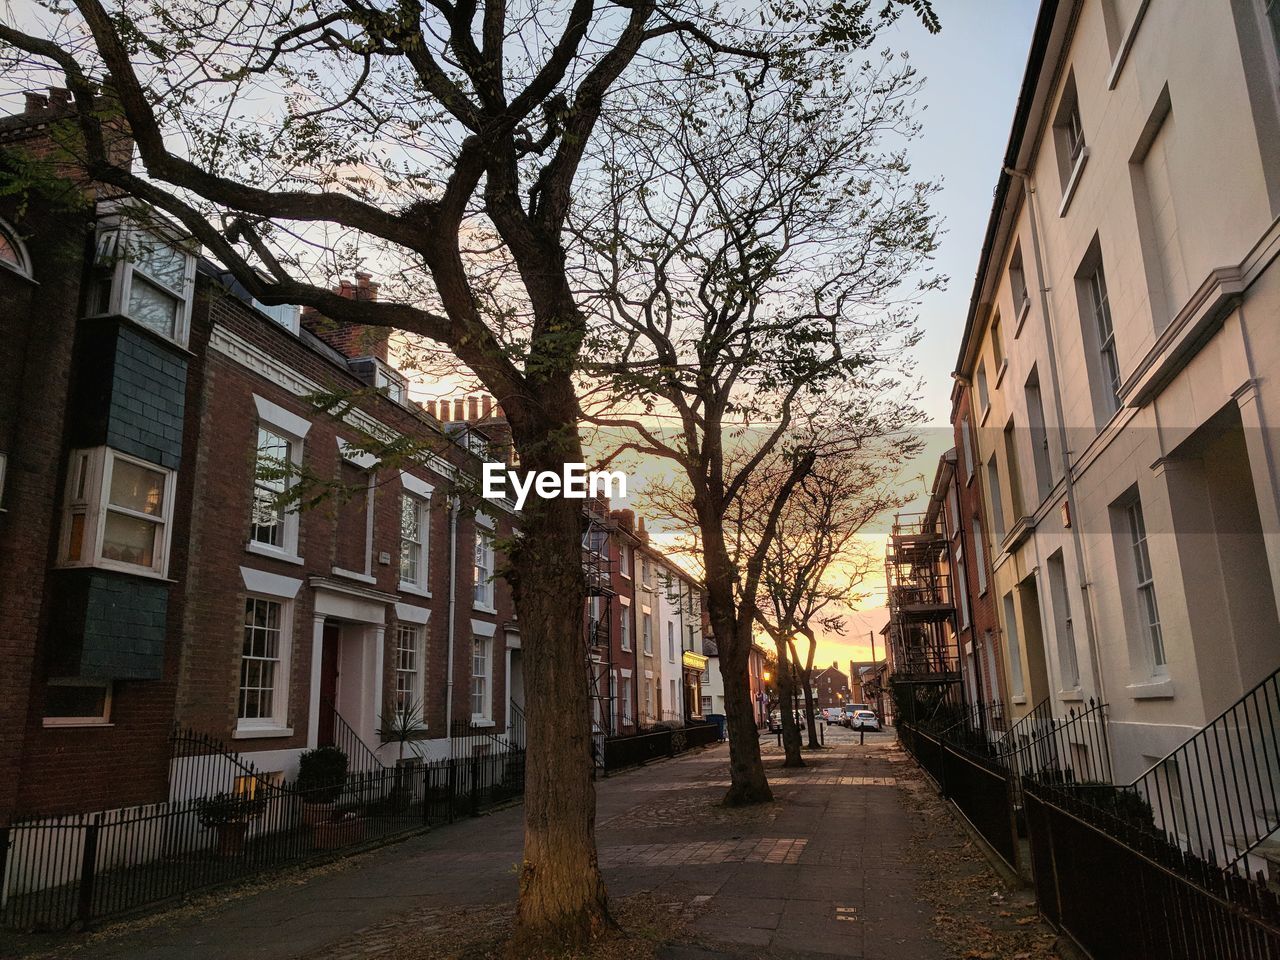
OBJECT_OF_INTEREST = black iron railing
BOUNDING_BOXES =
[602,721,720,773]
[895,677,1280,959]
[0,732,525,932]
[1127,668,1280,879]
[1025,781,1280,959]
[324,697,386,774]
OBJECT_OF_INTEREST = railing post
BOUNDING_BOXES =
[447,760,457,824]
[470,757,480,817]
[77,815,101,928]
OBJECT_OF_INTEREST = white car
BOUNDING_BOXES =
[850,710,881,731]
[821,707,844,725]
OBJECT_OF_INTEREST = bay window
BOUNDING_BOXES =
[90,210,196,347]
[60,447,175,577]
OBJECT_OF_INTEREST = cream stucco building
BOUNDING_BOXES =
[955,0,1280,781]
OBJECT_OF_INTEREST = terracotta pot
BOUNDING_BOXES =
[215,821,249,857]
[312,817,365,850]
[301,801,335,826]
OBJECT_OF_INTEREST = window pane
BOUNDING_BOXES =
[132,231,188,290]
[102,511,157,566]
[45,683,108,719]
[127,274,180,336]
[240,598,282,721]
[0,225,23,271]
[252,428,291,546]
[109,458,166,515]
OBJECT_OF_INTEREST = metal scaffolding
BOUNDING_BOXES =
[885,511,960,679]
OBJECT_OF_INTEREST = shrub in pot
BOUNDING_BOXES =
[296,746,348,824]
[197,791,265,857]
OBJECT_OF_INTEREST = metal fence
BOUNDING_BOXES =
[895,678,1280,959]
[0,746,525,932]
[1025,780,1280,959]
[602,722,720,773]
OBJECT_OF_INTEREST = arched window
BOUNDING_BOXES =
[0,218,32,279]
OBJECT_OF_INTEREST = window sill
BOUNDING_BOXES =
[1059,688,1084,702]
[473,604,497,615]
[1058,148,1089,218]
[978,403,991,428]
[398,582,431,599]
[246,541,304,565]
[469,718,496,729]
[43,719,113,729]
[1012,695,1027,705]
[233,725,294,739]
[55,560,175,583]
[994,359,1009,390]
[1127,677,1175,700]
[1014,297,1032,338]
[333,567,377,585]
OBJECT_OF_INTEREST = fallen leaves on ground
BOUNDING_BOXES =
[897,756,1060,960]
[302,892,703,960]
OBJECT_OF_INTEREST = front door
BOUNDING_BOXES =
[318,621,341,747]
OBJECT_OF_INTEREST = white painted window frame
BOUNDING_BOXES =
[58,446,177,579]
[247,394,310,564]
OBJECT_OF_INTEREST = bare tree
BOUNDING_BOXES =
[573,45,939,803]
[750,448,915,753]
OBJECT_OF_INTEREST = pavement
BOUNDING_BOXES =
[9,726,1052,960]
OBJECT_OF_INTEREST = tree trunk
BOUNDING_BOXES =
[789,638,819,749]
[774,638,804,767]
[701,514,772,806]
[509,425,611,949]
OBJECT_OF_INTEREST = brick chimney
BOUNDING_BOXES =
[2,87,135,193]
[299,272,389,361]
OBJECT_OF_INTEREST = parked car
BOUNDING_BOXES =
[850,710,881,731]
[841,702,869,727]
[821,707,844,725]
[767,709,803,733]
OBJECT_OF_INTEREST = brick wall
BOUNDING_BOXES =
[952,385,1007,705]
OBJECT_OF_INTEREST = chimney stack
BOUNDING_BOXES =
[300,274,389,361]
[481,396,493,419]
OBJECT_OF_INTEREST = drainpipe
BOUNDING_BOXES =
[1004,166,1108,708]
[444,496,460,743]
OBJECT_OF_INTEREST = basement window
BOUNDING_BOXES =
[43,679,113,727]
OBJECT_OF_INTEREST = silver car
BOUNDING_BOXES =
[851,710,881,731]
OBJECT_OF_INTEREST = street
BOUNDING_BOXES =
[15,728,1056,960]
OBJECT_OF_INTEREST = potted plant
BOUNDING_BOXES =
[380,696,427,810]
[197,790,265,857]
[295,745,348,826]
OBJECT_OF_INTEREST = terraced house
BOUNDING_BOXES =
[892,0,1280,914]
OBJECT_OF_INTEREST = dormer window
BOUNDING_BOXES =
[90,206,196,348]
[0,218,32,279]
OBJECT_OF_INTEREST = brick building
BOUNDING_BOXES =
[0,93,520,820]
[811,663,851,709]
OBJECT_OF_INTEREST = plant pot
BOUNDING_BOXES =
[312,817,364,850]
[215,821,249,858]
[301,801,336,826]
